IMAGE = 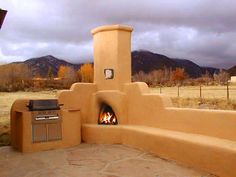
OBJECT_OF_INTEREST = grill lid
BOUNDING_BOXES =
[27,99,61,111]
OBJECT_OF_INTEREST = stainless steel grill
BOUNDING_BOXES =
[28,100,62,143]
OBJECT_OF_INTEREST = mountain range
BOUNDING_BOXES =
[19,55,82,78]
[9,50,235,78]
[228,65,236,76]
[131,50,220,78]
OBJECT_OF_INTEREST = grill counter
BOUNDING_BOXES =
[28,100,62,143]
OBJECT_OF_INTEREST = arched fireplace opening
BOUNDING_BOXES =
[98,103,118,125]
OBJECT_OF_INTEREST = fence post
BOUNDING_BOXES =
[200,85,202,99]
[177,85,180,97]
[160,85,162,94]
[227,81,230,101]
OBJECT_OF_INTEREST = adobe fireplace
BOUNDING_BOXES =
[11,24,236,177]
[98,103,118,125]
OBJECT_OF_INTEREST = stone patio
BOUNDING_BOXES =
[0,144,216,177]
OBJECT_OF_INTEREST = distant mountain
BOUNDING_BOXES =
[131,50,220,78]
[14,55,81,77]
[201,67,220,76]
[172,58,202,78]
[228,65,236,76]
[8,50,223,78]
[131,50,176,73]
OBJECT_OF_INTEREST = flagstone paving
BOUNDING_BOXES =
[0,144,216,177]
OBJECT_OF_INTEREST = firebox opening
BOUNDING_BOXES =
[98,103,118,125]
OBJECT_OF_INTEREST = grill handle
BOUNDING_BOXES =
[26,100,63,111]
[26,103,64,108]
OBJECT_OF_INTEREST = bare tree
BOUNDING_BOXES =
[0,63,31,91]
[201,71,213,85]
[150,69,164,86]
[214,70,230,85]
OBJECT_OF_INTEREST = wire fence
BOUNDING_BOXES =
[151,84,236,101]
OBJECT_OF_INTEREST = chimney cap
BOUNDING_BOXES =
[91,24,133,35]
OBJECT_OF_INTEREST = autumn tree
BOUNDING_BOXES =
[171,68,187,85]
[58,65,67,78]
[58,65,76,80]
[78,63,94,83]
[47,67,54,80]
[56,65,77,88]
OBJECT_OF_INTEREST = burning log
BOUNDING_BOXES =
[98,104,118,125]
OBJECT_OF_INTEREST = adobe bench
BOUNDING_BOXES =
[82,124,236,177]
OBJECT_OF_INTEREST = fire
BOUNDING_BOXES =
[99,105,117,125]
[100,111,116,124]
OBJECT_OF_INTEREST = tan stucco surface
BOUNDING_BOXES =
[11,99,81,152]
[92,25,132,91]
[10,24,236,177]
[82,124,236,177]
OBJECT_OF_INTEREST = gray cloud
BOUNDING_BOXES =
[0,0,236,68]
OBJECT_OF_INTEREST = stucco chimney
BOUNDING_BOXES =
[91,24,133,90]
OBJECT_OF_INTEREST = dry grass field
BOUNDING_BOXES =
[0,86,235,146]
[0,91,57,145]
[151,85,236,111]
[150,85,236,99]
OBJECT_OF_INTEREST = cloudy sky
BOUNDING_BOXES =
[0,0,236,68]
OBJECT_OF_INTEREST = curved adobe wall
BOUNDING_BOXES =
[58,83,97,124]
[124,82,172,125]
[122,82,236,141]
[163,107,236,141]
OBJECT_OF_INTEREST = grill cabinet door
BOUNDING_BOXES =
[48,123,62,141]
[32,124,47,142]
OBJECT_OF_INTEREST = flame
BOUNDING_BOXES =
[99,111,117,125]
